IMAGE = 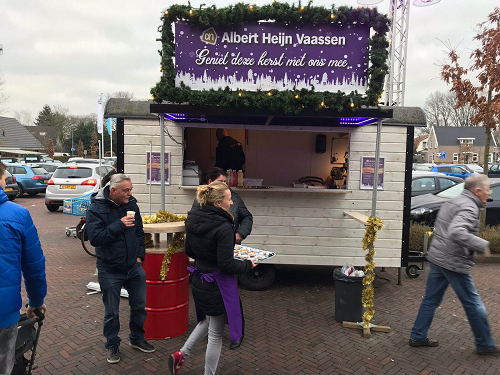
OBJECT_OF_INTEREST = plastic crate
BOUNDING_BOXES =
[63,193,93,216]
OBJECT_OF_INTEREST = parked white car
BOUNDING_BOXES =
[466,164,484,173]
[45,163,114,212]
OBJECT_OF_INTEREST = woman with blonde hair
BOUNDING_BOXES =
[169,181,255,375]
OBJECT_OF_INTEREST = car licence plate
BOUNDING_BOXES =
[61,185,76,189]
[5,187,13,192]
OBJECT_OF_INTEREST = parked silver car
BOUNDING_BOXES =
[45,163,114,212]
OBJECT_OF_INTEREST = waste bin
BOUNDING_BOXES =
[333,268,364,323]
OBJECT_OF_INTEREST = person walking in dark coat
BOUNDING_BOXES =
[169,181,255,375]
[86,174,155,364]
[0,161,47,374]
[409,174,499,355]
[215,129,246,172]
[192,167,253,244]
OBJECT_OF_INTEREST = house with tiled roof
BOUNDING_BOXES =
[0,116,44,156]
[422,126,497,165]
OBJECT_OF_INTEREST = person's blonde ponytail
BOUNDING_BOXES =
[196,181,228,207]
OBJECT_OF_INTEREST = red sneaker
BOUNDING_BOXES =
[169,351,185,375]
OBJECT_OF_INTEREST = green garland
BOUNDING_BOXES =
[151,1,390,115]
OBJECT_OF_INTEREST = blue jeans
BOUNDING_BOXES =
[0,323,17,375]
[98,262,147,349]
[411,262,496,351]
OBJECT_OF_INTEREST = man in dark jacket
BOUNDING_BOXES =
[86,174,155,364]
[215,128,246,172]
[0,161,47,374]
[409,174,499,355]
[192,167,253,244]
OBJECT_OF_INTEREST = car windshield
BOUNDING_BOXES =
[436,182,464,198]
[53,167,92,179]
[32,167,48,175]
[41,164,58,172]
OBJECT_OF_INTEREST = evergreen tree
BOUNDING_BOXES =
[34,105,55,127]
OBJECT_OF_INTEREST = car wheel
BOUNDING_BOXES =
[238,264,276,291]
[17,184,24,197]
[46,204,59,212]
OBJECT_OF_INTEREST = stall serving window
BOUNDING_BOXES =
[183,127,350,190]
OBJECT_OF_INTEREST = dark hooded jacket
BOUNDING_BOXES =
[86,185,145,272]
[185,205,252,316]
[191,188,253,240]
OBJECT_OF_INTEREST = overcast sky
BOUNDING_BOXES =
[0,0,498,119]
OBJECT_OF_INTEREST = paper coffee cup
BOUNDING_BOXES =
[127,211,135,217]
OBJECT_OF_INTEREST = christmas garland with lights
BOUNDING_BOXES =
[361,216,384,329]
[151,1,390,115]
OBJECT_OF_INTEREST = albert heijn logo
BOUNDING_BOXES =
[200,27,217,45]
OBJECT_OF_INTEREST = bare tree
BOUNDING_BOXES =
[0,70,9,114]
[14,110,34,127]
[104,91,134,109]
[424,91,453,128]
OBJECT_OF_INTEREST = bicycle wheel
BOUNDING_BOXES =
[80,224,96,257]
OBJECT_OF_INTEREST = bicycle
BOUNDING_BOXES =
[63,192,96,257]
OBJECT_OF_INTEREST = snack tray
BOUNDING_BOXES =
[234,245,276,263]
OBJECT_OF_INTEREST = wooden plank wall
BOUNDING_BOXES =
[124,119,407,267]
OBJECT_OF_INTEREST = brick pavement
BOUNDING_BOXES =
[15,195,500,374]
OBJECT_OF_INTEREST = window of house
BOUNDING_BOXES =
[453,153,458,162]
[473,153,478,162]
[429,140,432,149]
[422,141,427,149]
[432,153,435,161]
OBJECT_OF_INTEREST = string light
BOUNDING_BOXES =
[320,101,325,107]
[189,9,193,15]
[377,97,382,103]
[331,13,335,19]
[238,92,242,97]
[249,5,253,10]
[350,102,355,108]
[151,96,155,100]
[295,94,299,99]
[267,91,272,96]
[165,10,168,15]
[300,6,305,11]
[160,66,163,72]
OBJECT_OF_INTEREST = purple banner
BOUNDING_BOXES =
[175,21,369,93]
[147,152,170,185]
[360,157,384,190]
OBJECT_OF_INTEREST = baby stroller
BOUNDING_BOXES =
[11,309,45,375]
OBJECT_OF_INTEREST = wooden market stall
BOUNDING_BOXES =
[105,98,425,290]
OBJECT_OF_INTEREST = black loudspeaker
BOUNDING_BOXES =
[315,134,327,154]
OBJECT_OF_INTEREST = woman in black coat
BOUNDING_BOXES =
[169,181,255,375]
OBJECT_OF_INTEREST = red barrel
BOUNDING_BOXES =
[143,251,189,339]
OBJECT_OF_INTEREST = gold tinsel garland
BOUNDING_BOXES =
[361,216,384,329]
[142,210,187,280]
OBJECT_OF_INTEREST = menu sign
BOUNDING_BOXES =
[147,152,170,185]
[360,156,384,190]
[175,21,369,93]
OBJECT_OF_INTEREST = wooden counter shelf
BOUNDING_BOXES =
[180,186,352,194]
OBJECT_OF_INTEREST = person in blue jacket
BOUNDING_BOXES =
[86,173,155,365]
[0,161,47,374]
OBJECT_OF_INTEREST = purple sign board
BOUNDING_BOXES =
[175,21,369,93]
[147,152,170,185]
[360,156,384,190]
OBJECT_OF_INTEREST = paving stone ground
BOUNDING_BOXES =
[16,195,500,374]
